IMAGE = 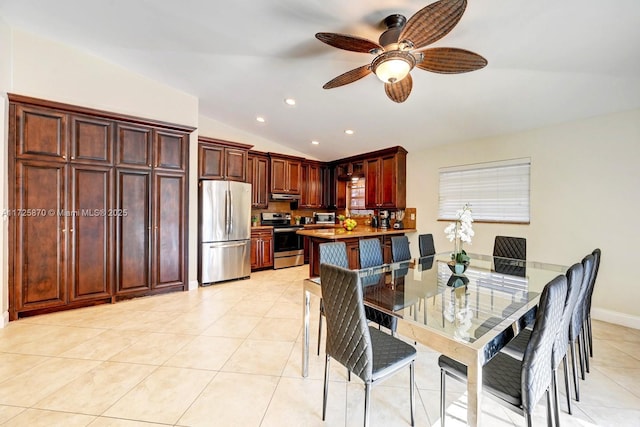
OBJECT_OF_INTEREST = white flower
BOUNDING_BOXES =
[444,204,474,259]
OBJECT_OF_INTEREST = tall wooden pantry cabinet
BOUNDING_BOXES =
[7,94,194,320]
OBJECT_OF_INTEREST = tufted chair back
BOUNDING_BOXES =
[391,236,412,262]
[521,274,567,413]
[359,238,383,269]
[319,242,349,268]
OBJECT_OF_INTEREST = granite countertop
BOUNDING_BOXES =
[296,226,416,239]
[251,225,274,230]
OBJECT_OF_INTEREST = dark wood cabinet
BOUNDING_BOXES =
[247,151,269,208]
[198,137,250,181]
[364,147,407,209]
[270,154,302,194]
[8,94,193,320]
[300,161,323,208]
[251,228,273,270]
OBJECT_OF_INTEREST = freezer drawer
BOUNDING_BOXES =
[201,240,251,284]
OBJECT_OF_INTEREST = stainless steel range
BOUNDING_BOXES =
[261,212,305,269]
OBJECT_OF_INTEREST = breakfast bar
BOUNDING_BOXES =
[297,227,417,277]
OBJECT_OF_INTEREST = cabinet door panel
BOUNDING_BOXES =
[287,160,301,194]
[14,161,67,309]
[16,105,67,160]
[116,170,152,293]
[378,155,397,208]
[225,148,247,181]
[262,235,273,267]
[270,158,287,193]
[117,124,152,168]
[69,165,112,301]
[71,115,113,164]
[254,155,269,208]
[364,158,379,208]
[199,144,224,179]
[154,172,185,289]
[155,130,186,170]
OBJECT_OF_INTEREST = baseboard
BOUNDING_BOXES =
[592,307,640,330]
[188,280,199,291]
[1,311,8,328]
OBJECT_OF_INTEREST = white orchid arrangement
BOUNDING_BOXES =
[444,203,474,264]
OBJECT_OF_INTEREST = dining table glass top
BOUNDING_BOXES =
[309,252,568,347]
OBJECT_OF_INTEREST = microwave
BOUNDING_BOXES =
[314,212,336,224]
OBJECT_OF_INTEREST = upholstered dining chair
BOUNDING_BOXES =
[500,261,584,421]
[320,263,416,427]
[493,235,527,260]
[583,248,601,366]
[568,253,594,401]
[438,274,567,427]
[359,238,398,334]
[418,233,435,257]
[391,235,412,262]
[317,242,349,355]
[359,238,384,268]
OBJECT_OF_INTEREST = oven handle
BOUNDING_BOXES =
[274,227,302,233]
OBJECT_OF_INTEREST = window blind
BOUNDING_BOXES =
[438,158,530,223]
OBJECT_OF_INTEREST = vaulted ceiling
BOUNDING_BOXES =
[1,0,639,160]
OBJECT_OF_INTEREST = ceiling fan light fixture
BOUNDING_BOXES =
[371,51,415,84]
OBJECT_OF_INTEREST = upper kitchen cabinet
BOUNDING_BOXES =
[269,154,302,195]
[198,137,252,181]
[300,160,324,208]
[335,160,364,181]
[364,146,407,209]
[247,151,269,208]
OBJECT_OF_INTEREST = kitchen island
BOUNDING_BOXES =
[297,227,417,277]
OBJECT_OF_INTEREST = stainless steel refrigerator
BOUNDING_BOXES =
[200,180,252,284]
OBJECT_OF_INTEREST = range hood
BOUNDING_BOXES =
[270,193,301,201]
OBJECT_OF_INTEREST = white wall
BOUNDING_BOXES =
[198,115,312,158]
[407,109,640,328]
[0,17,12,326]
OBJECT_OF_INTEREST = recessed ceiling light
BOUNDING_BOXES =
[284,98,296,106]
[344,129,354,135]
[311,140,320,145]
[256,116,266,123]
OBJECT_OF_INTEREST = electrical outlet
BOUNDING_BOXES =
[410,213,415,220]
[391,212,395,219]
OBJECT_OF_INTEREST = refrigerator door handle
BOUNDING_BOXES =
[224,189,230,236]
[209,242,247,249]
[228,189,233,236]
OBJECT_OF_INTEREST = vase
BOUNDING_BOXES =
[447,261,469,275]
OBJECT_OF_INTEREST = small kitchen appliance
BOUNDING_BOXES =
[313,212,336,225]
[379,210,390,229]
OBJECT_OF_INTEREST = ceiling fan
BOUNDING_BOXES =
[315,0,487,103]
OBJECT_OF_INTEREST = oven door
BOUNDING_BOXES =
[273,228,304,252]
[273,228,304,268]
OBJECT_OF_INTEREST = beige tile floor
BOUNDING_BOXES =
[1,265,639,426]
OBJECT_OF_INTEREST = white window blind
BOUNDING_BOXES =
[438,158,530,223]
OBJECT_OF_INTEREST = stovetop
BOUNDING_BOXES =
[261,212,303,229]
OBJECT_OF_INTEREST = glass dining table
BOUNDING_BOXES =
[301,252,567,427]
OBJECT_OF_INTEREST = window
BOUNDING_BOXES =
[438,158,530,223]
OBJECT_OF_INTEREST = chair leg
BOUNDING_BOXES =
[524,412,532,427]
[562,356,572,415]
[552,369,561,427]
[409,361,415,427]
[364,383,371,427]
[582,327,590,373]
[317,300,323,356]
[587,315,594,358]
[570,340,580,401]
[440,369,446,427]
[546,388,554,427]
[322,354,330,420]
[578,332,586,380]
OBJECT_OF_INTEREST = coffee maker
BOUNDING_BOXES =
[379,210,390,229]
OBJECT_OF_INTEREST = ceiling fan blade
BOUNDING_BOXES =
[384,73,413,103]
[315,32,382,53]
[416,47,487,73]
[323,65,372,89]
[399,0,467,50]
